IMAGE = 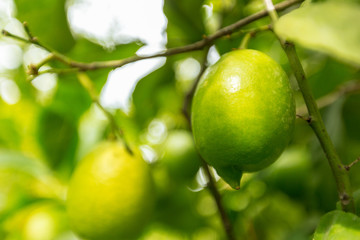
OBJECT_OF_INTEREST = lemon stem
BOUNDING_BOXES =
[264,0,355,212]
[239,33,252,49]
[77,73,133,155]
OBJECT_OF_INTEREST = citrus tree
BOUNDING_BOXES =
[1,0,360,239]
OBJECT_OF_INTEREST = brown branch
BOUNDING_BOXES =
[61,0,303,70]
[296,114,312,123]
[2,0,303,77]
[344,157,360,171]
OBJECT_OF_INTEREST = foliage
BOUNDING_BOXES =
[0,0,360,239]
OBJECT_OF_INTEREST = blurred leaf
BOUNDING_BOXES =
[14,0,75,52]
[0,150,63,204]
[50,75,92,123]
[114,110,141,146]
[215,37,243,56]
[154,186,209,233]
[352,189,360,216]
[307,58,356,99]
[226,189,307,240]
[132,60,181,129]
[342,94,360,141]
[40,39,145,173]
[0,100,42,159]
[0,118,21,149]
[313,210,360,239]
[37,108,78,175]
[275,2,360,65]
[164,0,205,47]
[259,146,312,200]
[0,149,52,178]
[321,98,346,150]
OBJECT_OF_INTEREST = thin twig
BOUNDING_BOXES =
[239,24,271,49]
[23,21,34,40]
[344,157,360,171]
[2,0,303,77]
[27,68,80,81]
[296,114,312,123]
[76,73,133,154]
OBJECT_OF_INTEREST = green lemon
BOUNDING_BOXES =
[160,130,201,182]
[191,49,295,189]
[66,142,154,240]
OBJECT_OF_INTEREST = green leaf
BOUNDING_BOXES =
[37,108,79,176]
[14,0,75,52]
[164,0,205,48]
[274,2,360,65]
[132,60,180,129]
[0,118,21,149]
[313,210,360,239]
[0,99,41,158]
[0,149,51,177]
[307,59,355,99]
[342,94,360,141]
[0,149,63,200]
[50,75,92,123]
[0,150,62,223]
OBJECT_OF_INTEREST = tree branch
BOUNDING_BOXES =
[2,0,303,78]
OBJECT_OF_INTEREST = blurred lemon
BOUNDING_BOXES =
[66,141,155,239]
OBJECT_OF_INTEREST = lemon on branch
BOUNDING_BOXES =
[191,49,295,189]
[66,142,154,239]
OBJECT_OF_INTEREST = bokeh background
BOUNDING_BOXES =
[0,0,360,239]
